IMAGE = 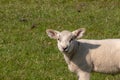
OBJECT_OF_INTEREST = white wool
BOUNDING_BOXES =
[46,28,120,80]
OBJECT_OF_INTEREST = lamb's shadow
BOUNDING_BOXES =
[73,41,101,72]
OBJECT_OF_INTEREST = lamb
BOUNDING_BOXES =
[46,28,120,80]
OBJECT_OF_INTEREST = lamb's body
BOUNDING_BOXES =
[67,39,120,74]
[46,28,120,80]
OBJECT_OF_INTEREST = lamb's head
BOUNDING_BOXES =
[46,28,85,53]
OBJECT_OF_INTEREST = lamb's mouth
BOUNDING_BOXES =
[63,49,69,53]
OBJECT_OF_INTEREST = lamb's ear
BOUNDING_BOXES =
[72,28,85,39]
[46,29,60,39]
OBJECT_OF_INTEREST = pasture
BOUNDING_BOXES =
[0,0,120,80]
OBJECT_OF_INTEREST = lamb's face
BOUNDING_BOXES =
[46,28,85,53]
[57,31,75,53]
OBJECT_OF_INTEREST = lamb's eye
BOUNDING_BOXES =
[58,38,61,42]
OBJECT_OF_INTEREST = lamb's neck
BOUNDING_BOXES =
[63,41,79,64]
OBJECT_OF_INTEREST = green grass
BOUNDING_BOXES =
[0,0,120,80]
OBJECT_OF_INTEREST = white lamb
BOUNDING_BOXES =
[46,28,120,80]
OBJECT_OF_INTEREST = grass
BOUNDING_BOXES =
[0,0,120,80]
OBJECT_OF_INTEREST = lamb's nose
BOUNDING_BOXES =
[63,46,68,51]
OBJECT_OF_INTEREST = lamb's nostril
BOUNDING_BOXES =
[63,46,68,51]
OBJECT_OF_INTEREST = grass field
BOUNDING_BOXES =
[0,0,120,80]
